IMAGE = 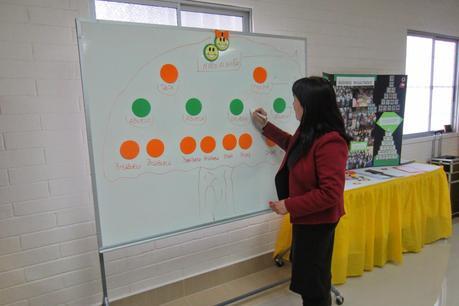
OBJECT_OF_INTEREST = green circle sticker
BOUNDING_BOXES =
[230,99,244,116]
[273,97,286,113]
[203,44,219,62]
[186,98,202,116]
[132,98,151,118]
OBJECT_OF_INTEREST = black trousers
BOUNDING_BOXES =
[289,223,337,306]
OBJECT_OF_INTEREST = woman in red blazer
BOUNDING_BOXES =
[252,77,350,306]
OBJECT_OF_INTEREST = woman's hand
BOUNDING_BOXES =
[251,107,268,130]
[269,200,288,215]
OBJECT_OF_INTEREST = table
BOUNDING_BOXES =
[273,163,453,284]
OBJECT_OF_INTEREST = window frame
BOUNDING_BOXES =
[404,30,459,139]
[91,0,252,32]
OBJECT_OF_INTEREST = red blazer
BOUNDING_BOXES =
[263,122,348,224]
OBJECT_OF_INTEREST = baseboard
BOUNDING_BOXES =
[111,252,276,306]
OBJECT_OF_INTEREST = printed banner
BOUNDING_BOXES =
[373,75,407,166]
[324,73,407,169]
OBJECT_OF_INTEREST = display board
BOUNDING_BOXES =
[77,19,306,251]
[324,73,407,169]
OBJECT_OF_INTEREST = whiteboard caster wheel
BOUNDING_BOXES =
[274,257,284,267]
[336,296,344,305]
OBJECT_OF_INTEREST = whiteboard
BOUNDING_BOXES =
[77,19,306,251]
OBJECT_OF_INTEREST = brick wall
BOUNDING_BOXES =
[0,0,458,305]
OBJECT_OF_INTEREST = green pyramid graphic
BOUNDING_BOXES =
[374,112,403,166]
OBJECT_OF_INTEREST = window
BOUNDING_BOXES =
[95,1,177,26]
[404,32,458,135]
[93,0,251,32]
[180,7,244,31]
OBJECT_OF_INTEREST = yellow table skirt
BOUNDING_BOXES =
[273,167,453,284]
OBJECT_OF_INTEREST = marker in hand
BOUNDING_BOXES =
[251,107,268,130]
[251,108,267,120]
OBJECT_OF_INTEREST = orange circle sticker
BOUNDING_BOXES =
[222,134,237,151]
[239,133,253,150]
[120,140,140,160]
[180,137,196,155]
[265,138,276,147]
[200,136,216,154]
[146,139,164,158]
[253,66,267,84]
[160,64,179,84]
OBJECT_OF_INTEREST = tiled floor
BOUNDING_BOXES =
[164,220,459,306]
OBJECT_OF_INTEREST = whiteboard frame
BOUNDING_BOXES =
[76,18,307,253]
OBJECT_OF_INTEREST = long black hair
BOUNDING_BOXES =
[292,76,351,157]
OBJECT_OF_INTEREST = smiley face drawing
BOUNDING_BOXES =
[214,30,230,51]
[203,44,219,62]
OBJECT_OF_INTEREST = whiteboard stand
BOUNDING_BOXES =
[76,19,307,306]
[99,252,110,306]
[76,20,110,306]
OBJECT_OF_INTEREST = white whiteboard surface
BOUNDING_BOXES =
[77,19,306,251]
